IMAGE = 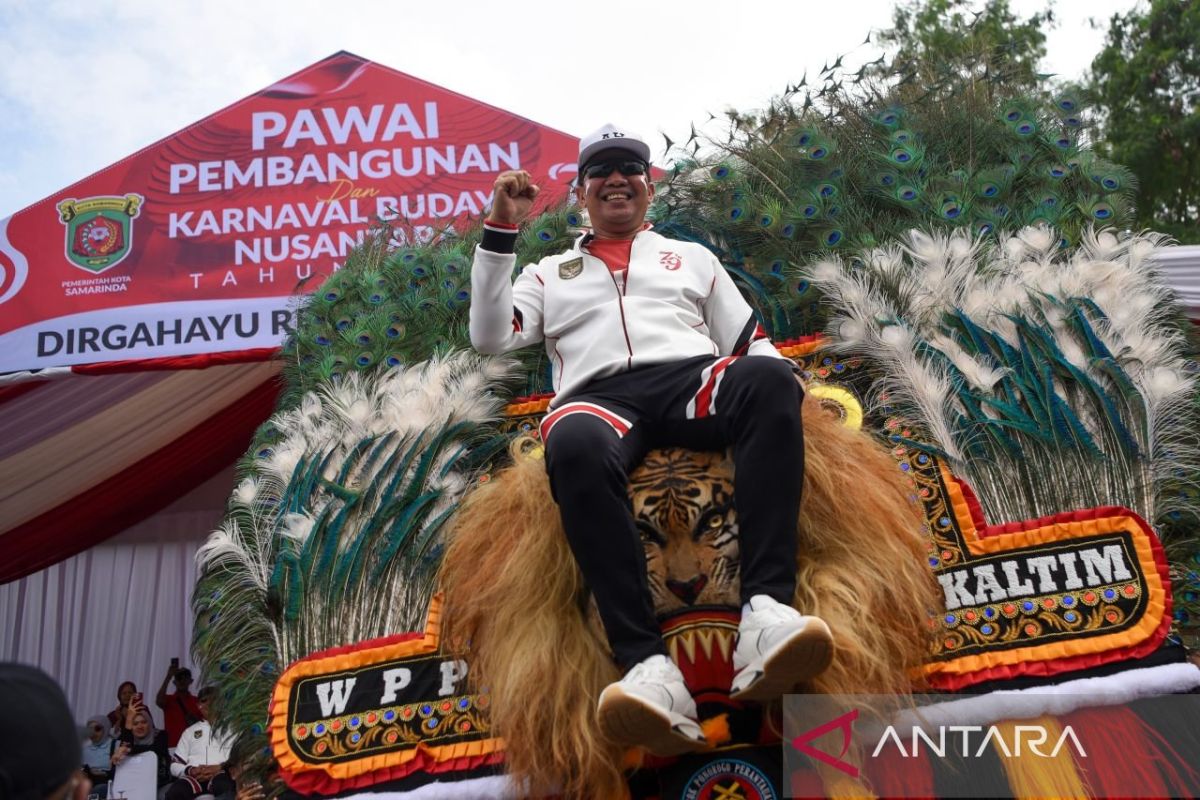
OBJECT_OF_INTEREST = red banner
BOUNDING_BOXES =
[0,51,579,373]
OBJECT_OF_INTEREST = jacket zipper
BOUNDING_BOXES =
[590,250,634,370]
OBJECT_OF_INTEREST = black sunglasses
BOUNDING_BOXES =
[582,160,648,180]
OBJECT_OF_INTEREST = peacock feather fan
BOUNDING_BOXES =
[803,225,1200,547]
[651,56,1137,342]
[193,353,519,768]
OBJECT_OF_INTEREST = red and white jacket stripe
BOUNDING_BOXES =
[470,228,788,407]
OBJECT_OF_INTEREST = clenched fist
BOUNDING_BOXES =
[487,170,540,226]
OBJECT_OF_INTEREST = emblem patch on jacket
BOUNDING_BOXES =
[558,258,583,280]
[194,730,203,738]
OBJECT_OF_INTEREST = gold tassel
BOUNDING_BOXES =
[993,716,1092,799]
[815,761,877,799]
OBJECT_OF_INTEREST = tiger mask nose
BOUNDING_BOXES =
[666,575,709,605]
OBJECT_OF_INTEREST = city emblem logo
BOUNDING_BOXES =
[57,194,144,274]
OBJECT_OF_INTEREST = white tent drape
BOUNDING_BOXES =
[1156,244,1200,319]
[0,467,234,725]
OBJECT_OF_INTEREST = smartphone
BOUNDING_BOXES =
[170,657,180,668]
[132,692,143,705]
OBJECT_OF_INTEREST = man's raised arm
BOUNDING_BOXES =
[469,170,546,354]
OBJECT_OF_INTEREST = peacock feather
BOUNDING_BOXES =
[650,55,1137,342]
[193,353,518,767]
[1175,543,1200,650]
[804,225,1200,542]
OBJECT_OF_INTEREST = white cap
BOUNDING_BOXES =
[578,123,652,170]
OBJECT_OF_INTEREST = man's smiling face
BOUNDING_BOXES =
[575,149,654,239]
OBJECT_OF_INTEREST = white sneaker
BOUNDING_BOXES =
[597,654,707,756]
[729,595,834,702]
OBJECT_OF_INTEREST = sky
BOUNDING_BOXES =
[0,0,1141,220]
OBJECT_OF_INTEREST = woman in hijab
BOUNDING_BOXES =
[110,705,171,792]
[82,714,113,790]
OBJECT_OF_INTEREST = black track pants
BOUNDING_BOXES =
[540,354,804,672]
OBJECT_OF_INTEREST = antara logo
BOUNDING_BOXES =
[791,709,860,777]
[789,708,1087,778]
[871,723,1088,759]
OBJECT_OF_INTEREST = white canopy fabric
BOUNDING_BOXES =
[1156,244,1200,320]
[0,358,280,583]
[0,362,275,535]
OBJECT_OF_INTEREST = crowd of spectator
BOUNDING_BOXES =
[0,661,258,800]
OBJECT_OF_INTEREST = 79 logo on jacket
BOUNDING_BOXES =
[57,194,144,273]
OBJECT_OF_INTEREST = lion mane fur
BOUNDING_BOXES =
[438,393,939,797]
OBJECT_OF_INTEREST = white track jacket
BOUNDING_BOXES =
[170,721,234,776]
[470,228,788,406]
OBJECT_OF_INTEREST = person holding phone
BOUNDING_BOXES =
[156,660,203,748]
[110,706,170,792]
[105,681,138,738]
